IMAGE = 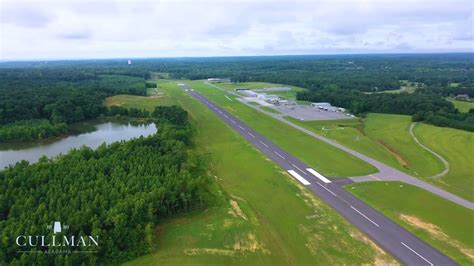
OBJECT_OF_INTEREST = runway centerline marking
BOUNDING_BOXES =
[274,151,285,159]
[316,182,337,196]
[350,206,379,227]
[238,125,245,130]
[291,164,306,174]
[401,242,433,266]
[248,132,255,138]
[231,120,236,124]
[259,141,269,148]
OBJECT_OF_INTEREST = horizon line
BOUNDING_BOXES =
[1,51,473,63]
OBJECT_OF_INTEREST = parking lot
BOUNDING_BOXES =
[273,104,353,121]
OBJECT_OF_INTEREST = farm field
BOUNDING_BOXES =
[413,123,474,201]
[347,181,474,265]
[187,80,377,177]
[108,80,394,265]
[287,113,444,178]
[448,99,474,113]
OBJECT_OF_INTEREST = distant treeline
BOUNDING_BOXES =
[297,90,474,131]
[0,69,150,141]
[0,106,210,265]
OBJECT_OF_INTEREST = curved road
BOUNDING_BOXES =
[207,83,473,210]
[409,122,450,179]
[180,83,457,265]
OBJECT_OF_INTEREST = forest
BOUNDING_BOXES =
[1,53,473,135]
[0,106,210,265]
[0,69,148,141]
[296,90,474,131]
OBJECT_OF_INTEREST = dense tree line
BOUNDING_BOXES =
[0,120,68,141]
[0,106,210,265]
[0,69,149,141]
[297,90,474,131]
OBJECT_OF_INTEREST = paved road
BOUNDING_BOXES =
[179,83,457,266]
[205,82,473,210]
[409,123,450,179]
[233,93,474,211]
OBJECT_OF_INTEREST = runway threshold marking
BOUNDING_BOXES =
[274,151,285,159]
[288,170,311,185]
[306,168,332,183]
[401,242,433,266]
[259,141,269,148]
[350,206,379,227]
[316,182,337,196]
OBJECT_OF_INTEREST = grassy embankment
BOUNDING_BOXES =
[287,114,444,178]
[347,181,474,265]
[188,80,377,177]
[105,80,394,265]
[288,113,474,201]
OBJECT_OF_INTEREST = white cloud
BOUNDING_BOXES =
[0,0,472,60]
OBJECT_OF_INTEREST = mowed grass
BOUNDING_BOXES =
[448,99,474,113]
[116,81,394,265]
[288,113,445,178]
[187,80,377,177]
[217,81,305,100]
[414,123,474,201]
[347,181,474,265]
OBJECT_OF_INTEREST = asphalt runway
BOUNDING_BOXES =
[179,83,457,266]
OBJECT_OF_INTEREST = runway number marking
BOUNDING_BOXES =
[287,170,311,185]
[401,242,433,266]
[350,206,380,227]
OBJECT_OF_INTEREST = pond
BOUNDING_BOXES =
[0,121,157,169]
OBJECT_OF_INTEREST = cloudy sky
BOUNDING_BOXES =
[0,0,473,60]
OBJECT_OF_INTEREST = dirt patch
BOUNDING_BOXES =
[349,230,399,265]
[400,214,474,259]
[377,140,409,167]
[184,248,236,256]
[233,233,270,254]
[228,199,248,220]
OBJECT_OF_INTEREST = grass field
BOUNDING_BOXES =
[347,181,474,265]
[287,113,444,178]
[217,81,305,100]
[106,80,394,265]
[448,99,474,113]
[188,80,377,177]
[413,123,474,201]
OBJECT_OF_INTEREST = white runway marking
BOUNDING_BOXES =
[231,120,236,124]
[223,114,228,118]
[259,141,269,148]
[274,151,285,159]
[306,168,332,183]
[291,164,305,174]
[288,170,311,185]
[351,206,379,227]
[316,182,337,197]
[401,242,433,266]
[248,132,255,138]
[224,95,233,101]
[238,125,245,130]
